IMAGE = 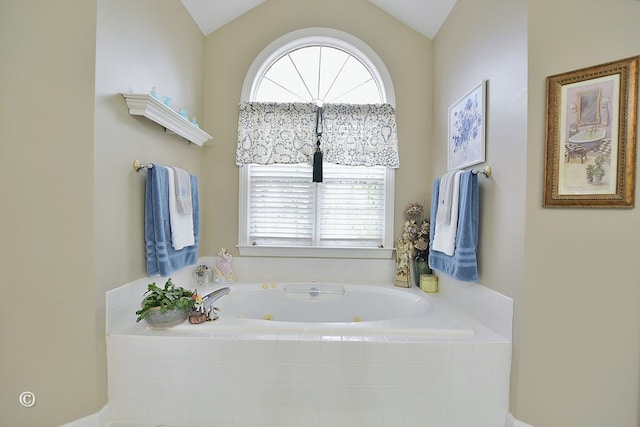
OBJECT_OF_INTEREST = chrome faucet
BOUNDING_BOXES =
[201,287,231,320]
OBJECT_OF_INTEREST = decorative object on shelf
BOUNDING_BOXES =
[150,86,159,99]
[394,202,431,287]
[448,80,487,171]
[122,93,213,146]
[214,248,236,283]
[162,96,171,106]
[178,108,189,120]
[135,278,195,328]
[543,56,638,208]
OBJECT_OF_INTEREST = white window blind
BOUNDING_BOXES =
[319,165,385,247]
[247,163,386,248]
[249,164,314,246]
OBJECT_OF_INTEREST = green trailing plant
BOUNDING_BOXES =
[135,278,195,322]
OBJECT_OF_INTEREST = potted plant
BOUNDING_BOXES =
[135,278,195,327]
[592,155,606,185]
[585,164,594,183]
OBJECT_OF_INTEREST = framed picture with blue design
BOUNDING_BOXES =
[447,80,487,171]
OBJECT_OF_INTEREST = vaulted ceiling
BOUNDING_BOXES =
[180,0,457,39]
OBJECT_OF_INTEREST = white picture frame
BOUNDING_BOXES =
[447,80,487,171]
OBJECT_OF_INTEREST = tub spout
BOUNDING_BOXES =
[202,287,231,320]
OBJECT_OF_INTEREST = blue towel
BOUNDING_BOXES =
[145,164,199,276]
[428,170,479,282]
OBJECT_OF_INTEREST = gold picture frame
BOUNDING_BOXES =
[543,56,638,208]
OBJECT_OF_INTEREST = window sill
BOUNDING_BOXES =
[237,245,394,259]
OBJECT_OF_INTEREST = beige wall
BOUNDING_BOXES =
[93,0,205,415]
[432,0,528,298]
[3,0,639,426]
[0,1,98,425]
[1,0,205,425]
[436,0,639,426]
[201,0,433,256]
[520,0,640,425]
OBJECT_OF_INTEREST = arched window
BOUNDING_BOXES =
[238,28,396,258]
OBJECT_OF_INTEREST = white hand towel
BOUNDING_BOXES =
[432,170,462,255]
[170,166,193,214]
[436,170,458,225]
[167,167,195,250]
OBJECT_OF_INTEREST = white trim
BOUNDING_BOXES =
[237,245,394,259]
[240,27,396,105]
[58,404,110,427]
[237,166,395,259]
[506,412,535,427]
[237,27,397,260]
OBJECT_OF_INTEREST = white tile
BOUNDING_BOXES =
[493,343,512,365]
[472,344,494,366]
[406,342,429,364]
[126,336,147,359]
[339,405,362,426]
[405,404,428,427]
[491,364,511,387]
[360,404,385,427]
[320,340,342,363]
[382,404,405,427]
[298,340,322,363]
[425,386,450,406]
[451,343,473,365]
[424,366,450,386]
[450,365,472,386]
[277,339,299,363]
[428,343,452,366]
[126,357,148,380]
[448,386,474,406]
[107,355,127,382]
[471,365,492,387]
[383,340,407,363]
[107,379,127,401]
[342,340,365,363]
[364,341,388,363]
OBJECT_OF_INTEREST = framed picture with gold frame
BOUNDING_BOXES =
[543,56,638,208]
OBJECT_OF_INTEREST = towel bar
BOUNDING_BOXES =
[133,160,153,172]
[471,166,492,178]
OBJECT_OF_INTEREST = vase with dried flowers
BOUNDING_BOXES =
[394,202,431,287]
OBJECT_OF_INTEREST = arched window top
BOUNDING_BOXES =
[241,28,395,106]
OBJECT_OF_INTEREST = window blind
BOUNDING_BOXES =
[247,163,386,247]
[319,165,386,247]
[248,164,315,246]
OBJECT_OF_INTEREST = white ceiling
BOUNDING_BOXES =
[180,0,457,39]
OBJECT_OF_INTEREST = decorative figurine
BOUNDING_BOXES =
[188,291,208,324]
[214,248,235,283]
[394,233,413,287]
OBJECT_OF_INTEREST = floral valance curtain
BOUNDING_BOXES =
[236,102,399,168]
[236,102,318,166]
[321,103,399,168]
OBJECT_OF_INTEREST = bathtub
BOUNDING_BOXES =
[172,282,474,336]
[107,274,511,427]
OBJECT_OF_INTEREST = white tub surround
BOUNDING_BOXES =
[106,257,512,427]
